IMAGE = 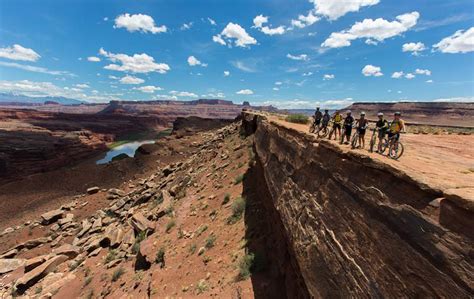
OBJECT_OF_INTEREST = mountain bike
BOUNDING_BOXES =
[380,134,404,159]
[369,128,380,152]
[350,128,359,149]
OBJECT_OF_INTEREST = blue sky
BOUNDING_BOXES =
[0,0,473,108]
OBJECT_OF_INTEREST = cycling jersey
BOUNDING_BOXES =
[376,119,389,130]
[322,113,330,125]
[314,110,322,121]
[389,119,405,133]
[357,118,368,129]
[333,114,343,124]
[344,116,354,127]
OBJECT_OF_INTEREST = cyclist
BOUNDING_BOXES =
[340,110,354,144]
[321,109,330,129]
[375,112,389,152]
[388,111,405,148]
[355,111,369,148]
[330,111,343,140]
[313,107,323,127]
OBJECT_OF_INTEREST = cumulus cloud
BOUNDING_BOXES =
[405,73,415,79]
[321,12,420,49]
[253,15,286,35]
[426,79,433,83]
[180,22,193,30]
[290,11,320,29]
[114,13,167,34]
[213,23,257,48]
[99,48,170,74]
[273,87,279,91]
[223,71,230,76]
[87,56,101,62]
[187,56,207,67]
[119,75,144,84]
[432,96,474,102]
[263,98,354,109]
[169,90,198,98]
[202,92,225,98]
[0,61,73,76]
[415,68,431,76]
[311,0,380,20]
[362,65,383,77]
[134,85,163,93]
[391,71,404,78]
[75,84,90,89]
[236,89,254,95]
[303,72,313,76]
[286,53,308,61]
[323,74,335,80]
[402,42,426,55]
[433,27,474,53]
[0,44,41,62]
[275,81,283,85]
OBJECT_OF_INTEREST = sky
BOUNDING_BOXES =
[0,0,473,109]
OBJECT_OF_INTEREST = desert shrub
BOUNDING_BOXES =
[196,279,208,294]
[237,253,255,280]
[234,174,245,185]
[195,224,208,237]
[104,249,117,264]
[155,247,165,268]
[166,219,176,233]
[285,114,309,124]
[111,267,125,282]
[222,193,231,205]
[189,243,197,254]
[205,234,217,249]
[227,197,246,224]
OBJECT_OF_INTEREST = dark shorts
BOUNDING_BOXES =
[388,132,400,140]
[344,126,352,136]
[322,121,329,127]
[358,128,366,135]
[315,119,321,125]
[334,123,341,129]
[377,129,386,138]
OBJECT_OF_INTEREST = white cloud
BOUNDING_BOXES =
[432,96,473,102]
[263,98,354,109]
[405,73,415,79]
[362,64,383,77]
[99,48,170,74]
[290,11,320,29]
[402,42,426,55]
[134,85,163,93]
[0,44,41,62]
[114,13,167,34]
[286,53,308,61]
[433,27,474,53]
[0,61,73,76]
[119,75,144,84]
[236,89,254,95]
[323,74,335,80]
[87,56,101,62]
[208,17,216,26]
[253,15,286,35]
[75,84,90,89]
[426,79,433,83]
[202,92,225,98]
[391,71,404,78]
[303,72,313,76]
[275,81,283,85]
[153,94,178,100]
[322,12,420,49]
[415,68,431,76]
[223,71,230,76]
[231,60,257,72]
[169,90,198,98]
[311,0,380,20]
[273,87,279,91]
[180,22,193,30]
[213,23,257,48]
[187,55,207,67]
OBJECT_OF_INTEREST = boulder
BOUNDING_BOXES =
[25,255,49,272]
[86,186,100,194]
[130,213,155,234]
[0,248,18,259]
[15,254,69,294]
[77,219,92,238]
[22,237,50,249]
[41,209,64,225]
[135,238,153,271]
[52,244,80,259]
[103,225,124,248]
[58,213,74,226]
[37,272,76,297]
[0,258,25,275]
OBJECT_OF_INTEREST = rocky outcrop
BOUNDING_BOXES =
[242,112,474,297]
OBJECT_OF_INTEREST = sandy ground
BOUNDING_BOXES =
[267,115,474,197]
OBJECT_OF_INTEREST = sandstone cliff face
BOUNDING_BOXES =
[242,113,473,298]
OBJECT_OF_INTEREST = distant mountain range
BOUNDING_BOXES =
[0,93,85,105]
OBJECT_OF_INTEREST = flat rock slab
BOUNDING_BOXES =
[41,209,64,225]
[87,186,100,194]
[0,258,25,275]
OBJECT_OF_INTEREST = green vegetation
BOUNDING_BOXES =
[111,267,125,282]
[165,219,176,233]
[234,174,245,185]
[189,243,197,255]
[131,230,147,254]
[84,276,93,287]
[285,114,309,124]
[104,249,118,264]
[196,279,209,294]
[227,197,246,224]
[195,224,208,237]
[205,234,217,249]
[155,247,165,268]
[237,253,255,280]
[222,193,231,205]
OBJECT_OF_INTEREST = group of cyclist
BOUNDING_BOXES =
[311,107,405,154]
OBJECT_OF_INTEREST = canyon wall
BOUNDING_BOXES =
[242,112,473,298]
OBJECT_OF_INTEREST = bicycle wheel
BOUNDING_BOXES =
[328,127,335,140]
[369,134,376,152]
[318,127,328,138]
[379,138,389,154]
[351,132,359,149]
[389,141,404,159]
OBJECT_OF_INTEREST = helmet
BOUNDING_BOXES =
[360,111,366,116]
[316,107,320,110]
[324,109,329,112]
[394,111,401,116]
[346,110,351,114]
[377,112,384,117]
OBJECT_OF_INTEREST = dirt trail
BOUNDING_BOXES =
[265,114,474,199]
